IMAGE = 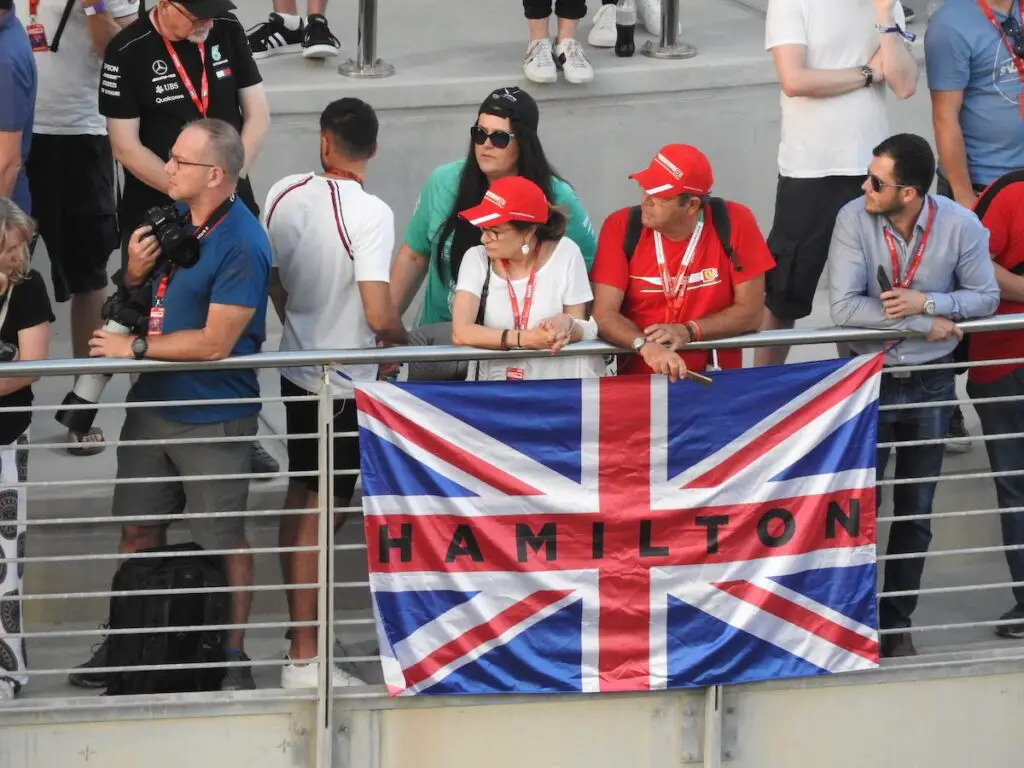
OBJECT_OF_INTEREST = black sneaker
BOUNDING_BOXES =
[302,14,341,60]
[251,443,279,478]
[247,13,305,60]
[68,632,110,689]
[995,605,1024,639]
[880,632,918,658]
[945,405,972,454]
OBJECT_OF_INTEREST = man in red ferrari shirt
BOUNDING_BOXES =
[966,169,1024,638]
[591,144,775,379]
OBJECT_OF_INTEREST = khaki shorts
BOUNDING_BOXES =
[111,407,257,549]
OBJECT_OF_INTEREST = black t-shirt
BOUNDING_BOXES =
[98,12,263,232]
[0,270,55,445]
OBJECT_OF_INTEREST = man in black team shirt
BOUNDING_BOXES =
[99,0,278,474]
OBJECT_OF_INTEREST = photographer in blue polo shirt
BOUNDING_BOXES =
[0,0,36,214]
[71,119,270,692]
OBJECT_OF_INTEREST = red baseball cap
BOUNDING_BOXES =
[459,176,550,227]
[629,144,714,198]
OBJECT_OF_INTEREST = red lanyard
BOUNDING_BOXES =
[654,215,705,323]
[502,249,540,331]
[29,0,39,17]
[978,0,1024,83]
[154,268,175,306]
[153,11,209,118]
[883,198,936,289]
[324,168,364,186]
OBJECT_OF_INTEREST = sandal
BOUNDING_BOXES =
[67,427,106,457]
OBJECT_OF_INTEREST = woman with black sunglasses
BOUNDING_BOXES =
[390,86,597,333]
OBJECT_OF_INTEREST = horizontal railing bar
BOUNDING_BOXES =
[12,583,319,602]
[877,505,1024,523]
[880,357,1024,373]
[22,507,318,527]
[17,469,317,490]
[879,394,1024,411]
[878,541,1024,561]
[878,617,1023,634]
[877,467,1024,486]
[0,314,1020,378]
[19,657,313,677]
[877,432,1023,449]
[13,431,319,452]
[877,579,1024,598]
[5,620,319,641]
[10,545,318,565]
[0,393,313,415]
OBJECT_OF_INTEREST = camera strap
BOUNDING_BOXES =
[148,198,234,337]
[0,284,15,336]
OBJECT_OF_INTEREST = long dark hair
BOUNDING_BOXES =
[434,117,562,285]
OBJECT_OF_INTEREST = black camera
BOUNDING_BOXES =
[142,204,202,268]
[0,342,18,363]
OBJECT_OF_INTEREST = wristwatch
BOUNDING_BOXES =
[923,295,936,316]
[860,65,874,88]
[131,336,148,360]
[631,336,647,352]
[84,0,108,15]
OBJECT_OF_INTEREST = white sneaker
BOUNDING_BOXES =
[0,679,15,701]
[524,39,558,84]
[554,38,595,84]
[280,660,364,689]
[588,4,618,47]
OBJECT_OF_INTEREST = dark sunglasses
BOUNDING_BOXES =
[470,125,516,150]
[1002,15,1024,58]
[867,171,910,193]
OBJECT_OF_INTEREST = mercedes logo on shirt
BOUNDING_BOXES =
[152,60,169,76]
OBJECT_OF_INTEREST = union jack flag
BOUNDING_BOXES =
[355,354,884,696]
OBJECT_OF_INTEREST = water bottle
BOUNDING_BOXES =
[615,0,636,58]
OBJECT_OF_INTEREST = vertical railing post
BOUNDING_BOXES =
[641,0,697,60]
[704,685,723,768]
[338,0,396,79]
[315,366,335,768]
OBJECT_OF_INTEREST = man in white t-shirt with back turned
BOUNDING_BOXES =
[757,0,919,366]
[26,0,139,455]
[265,97,406,689]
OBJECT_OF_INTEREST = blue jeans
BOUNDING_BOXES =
[967,366,1024,609]
[876,366,955,629]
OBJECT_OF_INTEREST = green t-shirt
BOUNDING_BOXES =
[403,159,598,325]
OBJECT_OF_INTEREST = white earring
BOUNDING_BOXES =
[521,241,530,255]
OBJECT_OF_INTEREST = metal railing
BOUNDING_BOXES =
[0,314,1023,767]
[338,0,395,79]
[642,0,698,60]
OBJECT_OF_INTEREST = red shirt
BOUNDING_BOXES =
[969,181,1024,384]
[590,202,775,374]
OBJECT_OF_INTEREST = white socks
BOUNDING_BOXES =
[277,12,302,30]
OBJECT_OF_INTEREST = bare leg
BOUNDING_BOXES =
[273,0,299,13]
[282,486,347,663]
[307,0,328,14]
[70,289,105,359]
[223,542,254,651]
[528,17,551,40]
[555,16,579,41]
[753,308,795,367]
[118,524,166,555]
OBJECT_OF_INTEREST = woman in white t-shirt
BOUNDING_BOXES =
[451,176,603,381]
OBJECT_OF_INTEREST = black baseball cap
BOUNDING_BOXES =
[173,0,236,19]
[479,87,540,132]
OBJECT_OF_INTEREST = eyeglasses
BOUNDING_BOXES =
[168,154,216,171]
[168,1,207,29]
[867,171,910,193]
[470,125,516,150]
[1002,14,1024,58]
[480,227,511,241]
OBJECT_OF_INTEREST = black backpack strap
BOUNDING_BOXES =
[973,170,1024,220]
[707,197,740,271]
[475,260,491,326]
[622,206,644,262]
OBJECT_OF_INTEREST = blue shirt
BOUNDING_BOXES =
[0,9,37,214]
[925,0,1024,186]
[827,194,1000,365]
[130,197,271,424]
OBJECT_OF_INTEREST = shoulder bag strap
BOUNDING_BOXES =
[0,284,16,335]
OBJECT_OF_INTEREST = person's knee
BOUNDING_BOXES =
[120,524,163,551]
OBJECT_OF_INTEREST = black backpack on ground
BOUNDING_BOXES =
[104,542,229,695]
[621,197,742,271]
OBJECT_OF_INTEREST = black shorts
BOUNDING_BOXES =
[281,376,360,501]
[25,134,119,303]
[765,174,865,322]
